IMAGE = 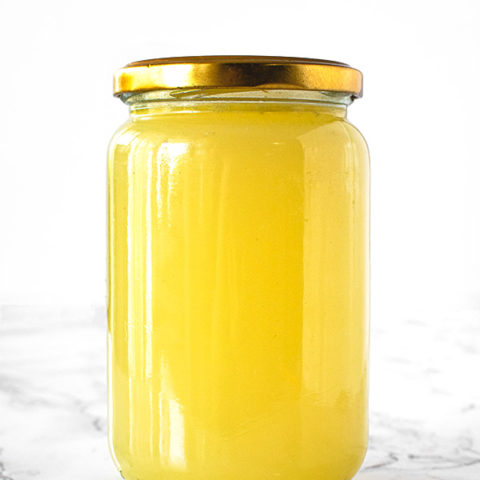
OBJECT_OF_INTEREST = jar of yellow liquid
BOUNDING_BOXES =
[108,56,369,480]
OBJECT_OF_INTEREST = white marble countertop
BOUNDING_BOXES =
[0,306,478,480]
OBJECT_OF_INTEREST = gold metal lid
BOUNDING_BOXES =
[114,55,363,98]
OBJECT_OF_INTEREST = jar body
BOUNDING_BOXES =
[107,94,369,480]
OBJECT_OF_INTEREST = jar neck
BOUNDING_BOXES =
[120,88,353,119]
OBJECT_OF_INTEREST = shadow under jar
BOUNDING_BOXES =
[107,56,370,480]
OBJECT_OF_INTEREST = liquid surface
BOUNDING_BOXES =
[108,101,369,480]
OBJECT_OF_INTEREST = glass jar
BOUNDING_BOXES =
[107,56,369,480]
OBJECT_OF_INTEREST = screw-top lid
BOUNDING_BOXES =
[114,55,363,98]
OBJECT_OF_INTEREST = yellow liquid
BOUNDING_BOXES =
[108,99,369,480]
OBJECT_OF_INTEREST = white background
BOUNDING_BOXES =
[1,0,479,325]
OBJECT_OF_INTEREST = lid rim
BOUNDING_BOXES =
[124,55,354,68]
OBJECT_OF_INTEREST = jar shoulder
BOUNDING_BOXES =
[108,115,369,163]
[342,120,370,159]
[108,120,135,156]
